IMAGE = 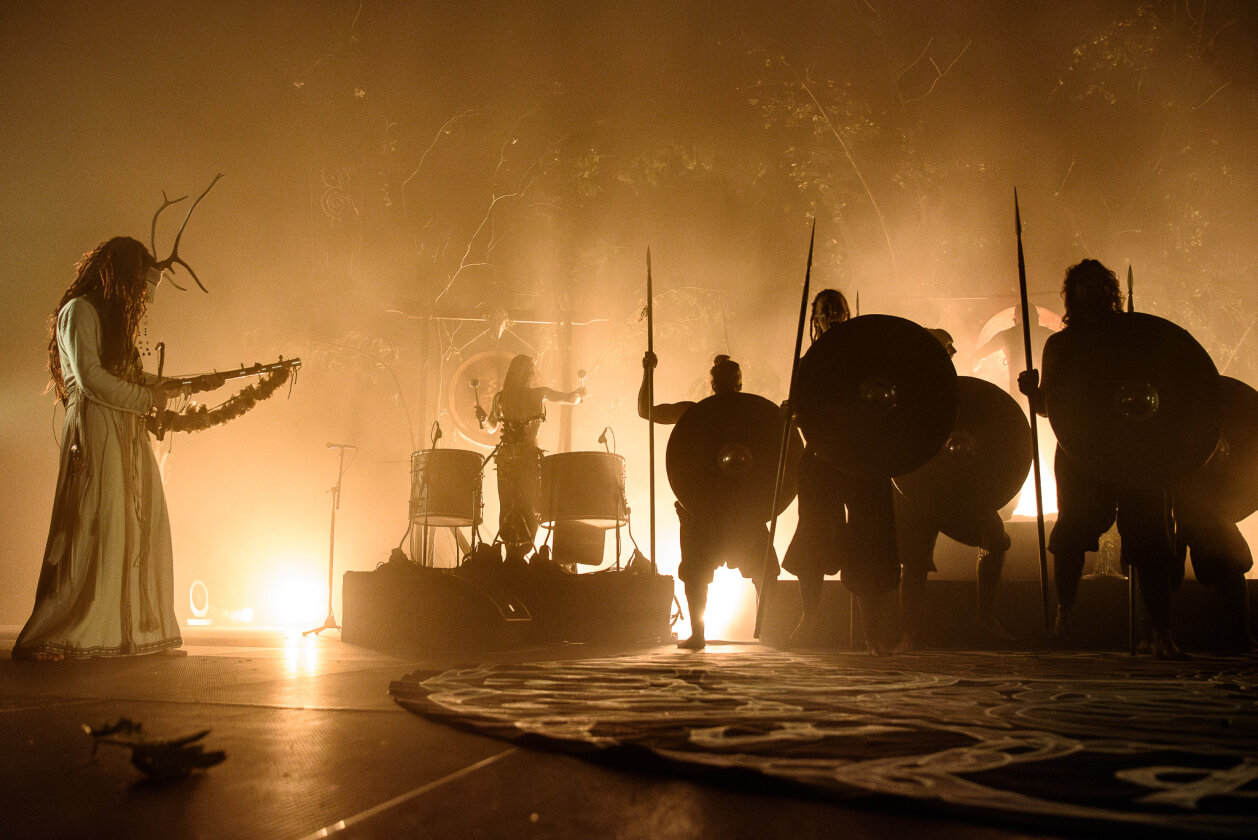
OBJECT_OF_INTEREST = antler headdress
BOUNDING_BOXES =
[150,173,223,292]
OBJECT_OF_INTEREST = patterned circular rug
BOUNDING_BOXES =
[390,649,1258,837]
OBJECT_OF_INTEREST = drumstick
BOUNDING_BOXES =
[471,378,485,428]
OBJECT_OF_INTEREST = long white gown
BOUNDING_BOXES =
[13,297,182,658]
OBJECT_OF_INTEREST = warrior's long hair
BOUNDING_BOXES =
[1061,259,1123,327]
[48,236,152,403]
[810,288,851,341]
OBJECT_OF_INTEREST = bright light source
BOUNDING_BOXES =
[262,558,327,628]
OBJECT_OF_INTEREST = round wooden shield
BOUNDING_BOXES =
[894,376,1032,522]
[1173,376,1258,525]
[665,392,802,521]
[1042,312,1220,488]
[791,314,958,477]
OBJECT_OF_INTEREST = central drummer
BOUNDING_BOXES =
[638,352,782,650]
[478,354,585,565]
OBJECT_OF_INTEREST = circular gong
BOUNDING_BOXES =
[791,314,959,477]
[665,392,802,521]
[1042,312,1220,488]
[447,351,515,448]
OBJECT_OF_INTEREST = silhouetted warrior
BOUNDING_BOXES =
[639,352,777,650]
[784,290,900,655]
[1020,259,1180,656]
[895,328,1012,650]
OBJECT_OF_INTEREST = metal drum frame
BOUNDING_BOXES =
[540,451,628,529]
[410,449,484,528]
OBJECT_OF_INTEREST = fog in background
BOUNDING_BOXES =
[2,0,1255,630]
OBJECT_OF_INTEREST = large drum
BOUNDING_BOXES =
[540,452,627,529]
[410,449,483,527]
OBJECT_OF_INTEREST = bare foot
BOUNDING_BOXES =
[1052,606,1071,642]
[867,639,892,657]
[677,634,706,651]
[892,633,916,653]
[1150,630,1188,660]
[788,616,827,648]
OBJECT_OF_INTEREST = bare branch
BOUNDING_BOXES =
[903,40,972,104]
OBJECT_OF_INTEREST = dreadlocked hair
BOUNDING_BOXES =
[48,236,152,403]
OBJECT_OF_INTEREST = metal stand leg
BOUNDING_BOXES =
[305,446,350,637]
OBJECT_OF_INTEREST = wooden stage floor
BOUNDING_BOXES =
[0,627,1071,840]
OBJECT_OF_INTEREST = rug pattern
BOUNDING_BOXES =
[390,650,1258,836]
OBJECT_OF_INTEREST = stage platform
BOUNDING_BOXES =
[338,550,1255,654]
[341,561,676,652]
[0,628,1109,840]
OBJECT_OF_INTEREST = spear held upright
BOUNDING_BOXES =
[646,248,657,574]
[754,219,815,638]
[1015,189,1051,635]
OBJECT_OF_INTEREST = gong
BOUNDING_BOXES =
[447,351,515,448]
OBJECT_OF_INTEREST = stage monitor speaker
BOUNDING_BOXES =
[342,565,529,652]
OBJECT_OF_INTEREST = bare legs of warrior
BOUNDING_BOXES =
[678,581,708,650]
[1054,548,1183,658]
[793,571,888,654]
[678,579,764,651]
[895,549,1009,651]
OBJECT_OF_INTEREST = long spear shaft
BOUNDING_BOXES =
[1015,189,1051,635]
[754,219,815,639]
[647,248,657,574]
[1125,264,1136,655]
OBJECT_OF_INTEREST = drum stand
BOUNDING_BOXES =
[305,445,351,637]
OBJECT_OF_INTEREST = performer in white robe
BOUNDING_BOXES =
[13,237,181,660]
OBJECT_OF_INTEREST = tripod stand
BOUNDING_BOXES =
[305,443,354,636]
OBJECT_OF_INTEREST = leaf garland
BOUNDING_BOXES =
[160,366,292,434]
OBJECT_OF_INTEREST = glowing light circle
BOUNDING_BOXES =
[189,579,210,619]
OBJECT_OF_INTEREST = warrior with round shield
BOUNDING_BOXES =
[784,290,903,654]
[893,328,1030,649]
[1019,259,1215,657]
[639,353,790,650]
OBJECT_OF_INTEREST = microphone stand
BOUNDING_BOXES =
[305,444,352,636]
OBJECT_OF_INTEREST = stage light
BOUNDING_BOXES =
[701,566,757,641]
[262,560,327,628]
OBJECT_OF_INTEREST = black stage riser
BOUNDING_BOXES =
[758,577,1258,651]
[342,566,674,652]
